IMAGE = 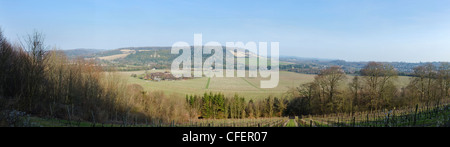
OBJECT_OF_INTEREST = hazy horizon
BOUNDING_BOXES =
[1,0,450,62]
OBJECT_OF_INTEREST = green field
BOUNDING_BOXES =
[117,70,411,100]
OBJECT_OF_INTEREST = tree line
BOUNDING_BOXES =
[286,62,449,116]
[187,62,449,118]
[186,92,287,119]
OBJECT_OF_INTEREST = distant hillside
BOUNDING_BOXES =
[279,57,445,75]
[280,56,337,62]
[76,46,260,69]
[61,46,447,74]
[100,47,177,67]
[62,49,105,59]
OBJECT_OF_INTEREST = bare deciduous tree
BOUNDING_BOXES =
[360,62,397,110]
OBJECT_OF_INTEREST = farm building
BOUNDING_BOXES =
[144,71,178,81]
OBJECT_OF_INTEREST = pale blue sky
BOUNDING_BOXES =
[1,0,449,62]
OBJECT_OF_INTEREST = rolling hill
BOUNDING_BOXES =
[62,47,445,76]
[64,46,264,69]
[61,48,105,59]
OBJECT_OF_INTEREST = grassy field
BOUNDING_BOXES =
[98,53,130,60]
[116,70,412,100]
[285,119,297,127]
[116,70,316,99]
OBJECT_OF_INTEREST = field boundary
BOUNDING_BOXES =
[240,77,264,91]
[205,77,211,89]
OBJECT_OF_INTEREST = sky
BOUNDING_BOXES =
[1,0,450,62]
